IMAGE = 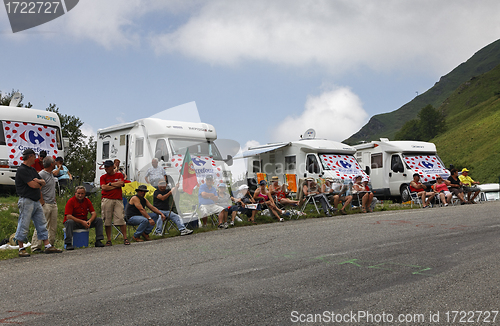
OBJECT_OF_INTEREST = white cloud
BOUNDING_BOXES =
[150,0,500,74]
[271,86,368,142]
[80,123,95,139]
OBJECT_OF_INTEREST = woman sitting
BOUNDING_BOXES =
[446,168,467,205]
[253,180,283,222]
[352,175,374,213]
[228,185,259,224]
[269,176,302,207]
[433,176,452,206]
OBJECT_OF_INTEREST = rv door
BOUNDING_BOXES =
[389,154,407,195]
[305,153,323,179]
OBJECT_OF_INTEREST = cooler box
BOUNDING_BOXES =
[63,228,89,248]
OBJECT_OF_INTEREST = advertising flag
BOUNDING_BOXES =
[180,149,198,194]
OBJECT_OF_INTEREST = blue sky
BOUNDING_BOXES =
[1,0,500,150]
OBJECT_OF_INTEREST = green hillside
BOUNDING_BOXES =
[432,64,500,183]
[345,39,500,144]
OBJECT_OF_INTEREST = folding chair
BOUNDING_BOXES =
[406,185,423,208]
[297,179,321,215]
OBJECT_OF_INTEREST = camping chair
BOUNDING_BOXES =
[297,178,321,216]
[405,185,423,208]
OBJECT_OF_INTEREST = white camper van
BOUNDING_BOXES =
[353,138,449,200]
[241,130,368,187]
[0,105,65,187]
[95,118,232,186]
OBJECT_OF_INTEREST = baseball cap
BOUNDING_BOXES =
[461,168,469,173]
[218,183,226,188]
[259,180,267,186]
[238,184,249,191]
[206,175,214,181]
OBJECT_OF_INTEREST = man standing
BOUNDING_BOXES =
[145,158,167,188]
[31,156,59,253]
[153,181,193,236]
[459,168,481,203]
[64,186,105,250]
[15,148,62,257]
[100,160,128,245]
[125,185,166,242]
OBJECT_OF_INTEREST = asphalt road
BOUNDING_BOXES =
[1,202,499,325]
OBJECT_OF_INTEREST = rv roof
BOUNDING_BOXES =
[353,139,437,153]
[0,105,60,126]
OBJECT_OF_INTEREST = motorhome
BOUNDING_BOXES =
[353,138,449,200]
[240,130,368,189]
[95,118,232,186]
[0,105,65,188]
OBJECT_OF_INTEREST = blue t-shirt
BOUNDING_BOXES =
[57,165,70,180]
[198,183,216,205]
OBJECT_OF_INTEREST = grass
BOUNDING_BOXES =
[0,192,416,261]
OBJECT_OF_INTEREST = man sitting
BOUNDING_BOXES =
[409,173,435,208]
[459,168,481,204]
[64,186,105,250]
[153,181,193,236]
[198,175,226,228]
[125,185,166,242]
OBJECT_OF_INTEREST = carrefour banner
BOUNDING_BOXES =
[2,121,59,166]
[170,155,224,185]
[319,154,369,182]
[403,155,449,182]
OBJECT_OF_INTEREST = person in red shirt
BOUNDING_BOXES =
[64,186,104,250]
[100,160,128,245]
[32,150,46,172]
[409,173,435,208]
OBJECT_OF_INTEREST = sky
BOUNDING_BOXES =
[1,0,500,153]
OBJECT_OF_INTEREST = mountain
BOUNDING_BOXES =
[344,39,500,145]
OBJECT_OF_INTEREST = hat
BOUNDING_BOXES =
[206,175,214,180]
[354,175,362,180]
[324,177,333,182]
[103,160,114,167]
[305,177,314,182]
[135,185,149,192]
[362,177,369,182]
[271,176,279,182]
[461,168,469,173]
[259,180,267,186]
[22,148,35,156]
[238,184,249,191]
[218,183,226,188]
[158,181,167,187]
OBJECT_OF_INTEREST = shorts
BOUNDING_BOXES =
[101,198,125,226]
[449,187,464,196]
[199,204,224,218]
[463,186,480,193]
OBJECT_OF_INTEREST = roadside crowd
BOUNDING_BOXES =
[13,147,483,258]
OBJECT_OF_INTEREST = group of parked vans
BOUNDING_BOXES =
[2,102,497,202]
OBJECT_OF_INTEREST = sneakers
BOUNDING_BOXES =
[279,218,284,222]
[229,221,234,226]
[45,246,62,254]
[19,248,30,257]
[65,244,74,251]
[180,229,193,236]
[218,223,228,229]
[444,203,449,207]
[95,240,105,247]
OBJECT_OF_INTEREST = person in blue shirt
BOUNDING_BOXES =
[53,156,72,189]
[198,175,226,228]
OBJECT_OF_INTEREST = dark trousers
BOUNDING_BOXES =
[64,218,104,244]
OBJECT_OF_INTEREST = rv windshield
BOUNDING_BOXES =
[169,138,222,160]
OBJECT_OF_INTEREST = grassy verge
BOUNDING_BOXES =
[0,193,414,261]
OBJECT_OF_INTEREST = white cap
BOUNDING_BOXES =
[238,184,249,191]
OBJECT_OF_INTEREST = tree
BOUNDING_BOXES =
[395,105,446,141]
[0,90,32,108]
[46,104,96,182]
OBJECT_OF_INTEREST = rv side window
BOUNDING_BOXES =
[391,155,404,173]
[102,141,110,159]
[285,155,296,171]
[154,139,169,162]
[136,138,144,157]
[252,160,261,173]
[306,154,320,174]
[371,153,383,169]
[0,122,5,145]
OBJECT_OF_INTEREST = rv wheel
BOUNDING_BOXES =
[400,185,410,202]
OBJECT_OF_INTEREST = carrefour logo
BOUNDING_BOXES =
[37,115,57,122]
[421,161,433,169]
[20,130,45,145]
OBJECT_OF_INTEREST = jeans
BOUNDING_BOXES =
[157,210,185,232]
[314,194,333,213]
[64,218,104,245]
[15,197,48,243]
[127,213,159,238]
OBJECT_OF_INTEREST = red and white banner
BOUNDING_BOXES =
[403,155,449,182]
[2,121,59,166]
[170,155,224,185]
[319,154,369,182]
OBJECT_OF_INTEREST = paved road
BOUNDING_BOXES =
[1,202,499,325]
